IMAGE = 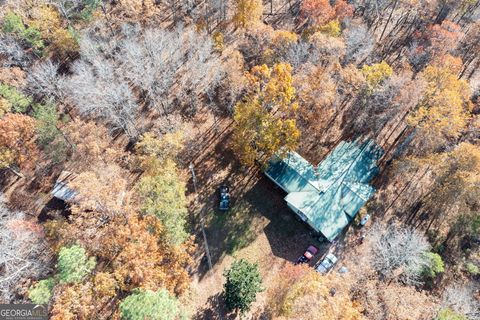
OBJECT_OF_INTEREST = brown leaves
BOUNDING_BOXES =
[0,113,38,170]
[98,213,193,295]
[270,267,365,320]
[69,163,129,216]
[301,0,335,26]
[300,0,353,26]
[50,282,96,320]
[63,120,119,170]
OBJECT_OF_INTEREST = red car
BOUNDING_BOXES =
[295,245,319,264]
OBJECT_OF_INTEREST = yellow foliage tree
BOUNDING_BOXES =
[246,63,298,112]
[316,20,342,37]
[275,270,365,320]
[233,63,300,166]
[0,98,11,117]
[29,5,78,56]
[398,142,480,238]
[232,0,263,29]
[407,57,471,146]
[361,61,393,89]
[135,131,184,175]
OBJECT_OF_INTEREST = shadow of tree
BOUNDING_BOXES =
[209,202,258,255]
[193,292,237,320]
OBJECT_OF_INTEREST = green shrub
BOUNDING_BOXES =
[22,27,44,50]
[33,103,60,145]
[2,11,44,50]
[0,84,32,113]
[3,12,25,34]
[32,103,69,162]
[28,278,55,304]
[57,244,96,284]
[223,259,263,313]
[79,0,102,21]
[120,289,180,320]
[435,308,468,320]
[465,263,479,276]
[422,252,445,279]
[136,160,188,246]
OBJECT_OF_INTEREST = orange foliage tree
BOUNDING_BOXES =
[0,113,38,172]
[46,211,194,296]
[267,263,364,320]
[98,213,193,294]
[410,21,463,70]
[300,0,353,26]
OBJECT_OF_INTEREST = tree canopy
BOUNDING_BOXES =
[57,244,96,284]
[120,289,180,320]
[223,259,263,313]
[233,63,300,166]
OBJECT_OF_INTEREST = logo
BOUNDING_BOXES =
[0,304,48,320]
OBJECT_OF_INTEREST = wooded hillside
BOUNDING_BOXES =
[0,0,478,319]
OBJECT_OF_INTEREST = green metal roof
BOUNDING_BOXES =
[265,139,383,241]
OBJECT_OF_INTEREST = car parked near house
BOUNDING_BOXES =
[315,253,338,274]
[359,214,370,227]
[295,245,319,264]
[219,185,230,211]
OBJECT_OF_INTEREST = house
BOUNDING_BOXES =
[264,139,383,241]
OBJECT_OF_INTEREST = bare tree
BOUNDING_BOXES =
[343,22,376,64]
[65,58,139,138]
[352,71,425,135]
[27,60,65,101]
[47,0,85,21]
[119,27,224,115]
[63,25,225,136]
[0,197,52,303]
[0,36,30,68]
[175,28,224,110]
[369,224,431,285]
[119,27,183,115]
[64,29,141,137]
[442,285,480,320]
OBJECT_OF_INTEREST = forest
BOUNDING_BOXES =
[0,0,479,319]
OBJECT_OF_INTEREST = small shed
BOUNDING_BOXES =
[51,171,78,202]
[264,139,383,241]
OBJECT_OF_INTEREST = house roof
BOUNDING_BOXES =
[265,139,383,241]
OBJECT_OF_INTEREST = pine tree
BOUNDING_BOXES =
[223,259,263,313]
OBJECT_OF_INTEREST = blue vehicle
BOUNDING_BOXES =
[219,185,230,211]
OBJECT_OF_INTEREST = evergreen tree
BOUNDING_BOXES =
[57,244,96,284]
[119,289,180,320]
[223,259,263,313]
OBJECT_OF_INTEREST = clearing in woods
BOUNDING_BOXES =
[182,111,342,319]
